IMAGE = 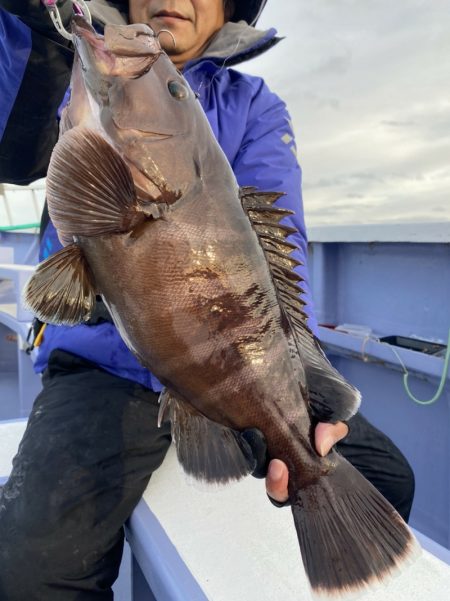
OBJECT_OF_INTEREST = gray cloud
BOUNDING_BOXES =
[309,51,353,77]
[302,91,341,111]
[381,120,417,128]
[244,0,449,226]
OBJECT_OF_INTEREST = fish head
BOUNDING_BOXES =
[67,17,230,205]
[72,16,162,83]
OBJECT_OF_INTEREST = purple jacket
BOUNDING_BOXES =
[0,5,317,390]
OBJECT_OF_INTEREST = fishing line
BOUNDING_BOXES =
[193,27,248,97]
[360,329,450,405]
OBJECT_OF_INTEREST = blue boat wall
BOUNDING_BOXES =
[307,222,450,550]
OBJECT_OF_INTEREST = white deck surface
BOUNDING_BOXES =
[0,419,27,475]
[1,421,450,600]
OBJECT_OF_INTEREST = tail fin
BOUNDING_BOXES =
[291,454,419,599]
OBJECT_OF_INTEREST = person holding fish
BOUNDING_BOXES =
[0,1,416,599]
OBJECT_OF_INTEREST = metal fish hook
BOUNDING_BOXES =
[41,0,92,41]
[157,29,176,48]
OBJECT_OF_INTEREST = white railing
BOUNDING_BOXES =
[0,180,46,229]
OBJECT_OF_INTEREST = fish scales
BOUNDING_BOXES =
[80,192,309,456]
[24,16,419,599]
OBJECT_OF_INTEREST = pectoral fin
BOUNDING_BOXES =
[159,389,256,483]
[46,127,154,239]
[23,243,95,325]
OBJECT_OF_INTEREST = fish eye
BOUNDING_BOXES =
[168,80,188,100]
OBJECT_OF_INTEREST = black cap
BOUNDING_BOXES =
[231,0,268,25]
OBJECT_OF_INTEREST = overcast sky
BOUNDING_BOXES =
[243,0,450,227]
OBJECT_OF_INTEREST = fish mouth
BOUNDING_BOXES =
[72,16,117,74]
[72,17,162,78]
[72,16,104,49]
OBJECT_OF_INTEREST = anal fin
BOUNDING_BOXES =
[158,389,256,484]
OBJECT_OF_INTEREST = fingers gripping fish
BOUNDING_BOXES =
[24,16,419,599]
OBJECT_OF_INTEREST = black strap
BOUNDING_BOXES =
[87,297,113,325]
[39,199,50,241]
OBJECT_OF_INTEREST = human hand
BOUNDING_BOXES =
[265,421,349,504]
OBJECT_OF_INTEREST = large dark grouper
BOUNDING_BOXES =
[25,16,418,598]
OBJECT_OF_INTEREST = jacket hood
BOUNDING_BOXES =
[191,21,280,68]
[88,0,280,67]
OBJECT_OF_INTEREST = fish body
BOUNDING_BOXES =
[81,204,318,477]
[25,17,418,598]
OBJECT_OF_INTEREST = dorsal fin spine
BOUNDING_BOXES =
[240,188,309,334]
[240,187,361,423]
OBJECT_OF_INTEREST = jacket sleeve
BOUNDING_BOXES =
[231,78,318,334]
[0,2,74,184]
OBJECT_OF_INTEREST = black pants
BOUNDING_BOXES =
[0,350,414,600]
